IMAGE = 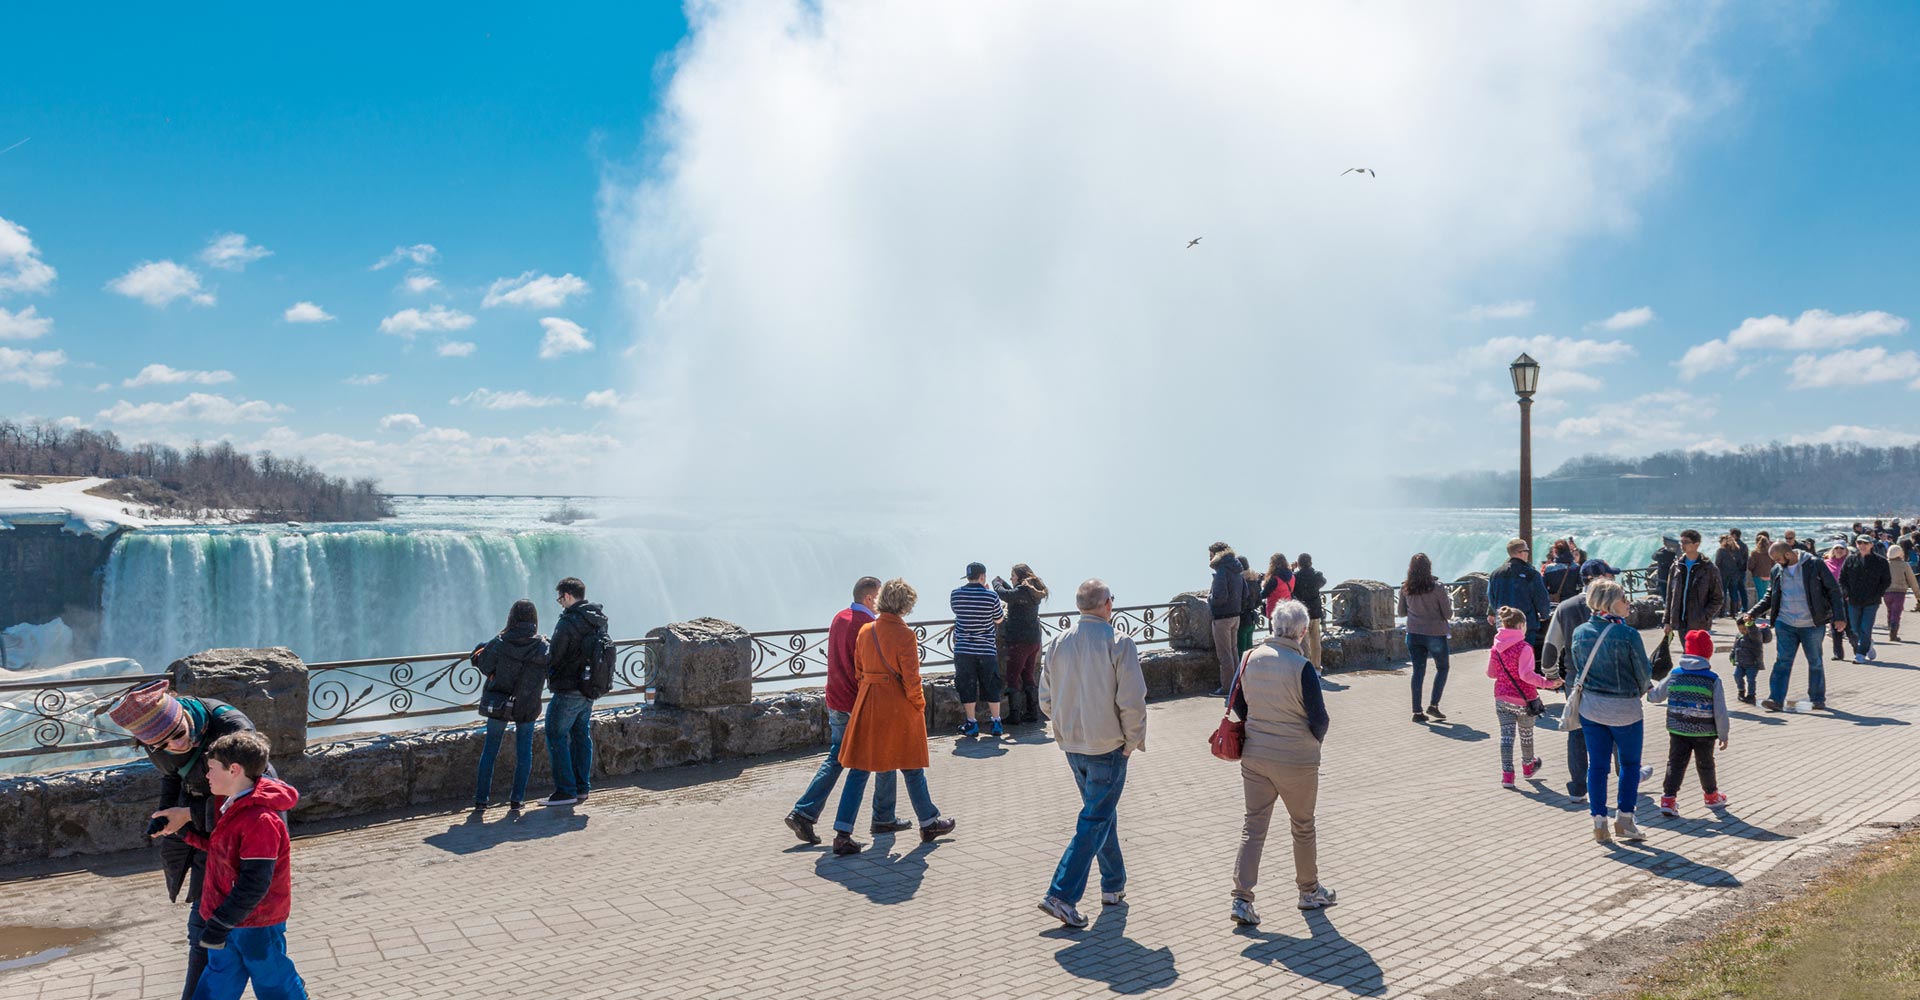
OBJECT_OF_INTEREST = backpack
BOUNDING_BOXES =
[578,625,616,699]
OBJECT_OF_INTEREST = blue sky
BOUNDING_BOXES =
[3,3,1918,491]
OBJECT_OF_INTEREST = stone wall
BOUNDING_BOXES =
[0,523,117,646]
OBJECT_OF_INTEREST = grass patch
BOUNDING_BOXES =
[1632,828,1920,999]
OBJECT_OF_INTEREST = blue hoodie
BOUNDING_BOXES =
[1647,654,1728,741]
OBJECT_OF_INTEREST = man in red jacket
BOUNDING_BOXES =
[176,731,306,1000]
[784,576,906,845]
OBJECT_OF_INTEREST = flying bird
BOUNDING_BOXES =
[1340,168,1375,177]
[0,137,28,156]
[1186,237,1202,248]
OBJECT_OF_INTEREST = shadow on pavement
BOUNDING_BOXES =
[1236,907,1384,996]
[950,737,1011,759]
[1421,721,1489,743]
[1818,707,1911,727]
[1656,809,1792,842]
[1728,709,1787,727]
[1049,901,1178,994]
[422,807,589,855]
[1603,841,1739,887]
[811,834,939,904]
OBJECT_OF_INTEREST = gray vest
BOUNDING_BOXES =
[1240,638,1321,768]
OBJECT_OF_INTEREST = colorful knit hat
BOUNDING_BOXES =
[109,679,184,745]
[1683,630,1715,658]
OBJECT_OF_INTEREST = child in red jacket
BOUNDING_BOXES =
[177,731,306,1000]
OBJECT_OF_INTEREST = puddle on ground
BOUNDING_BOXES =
[0,925,96,971]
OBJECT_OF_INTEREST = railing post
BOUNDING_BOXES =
[648,618,754,708]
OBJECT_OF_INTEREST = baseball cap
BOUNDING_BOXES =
[1857,533,1876,544]
[1579,558,1620,581]
[964,561,987,578]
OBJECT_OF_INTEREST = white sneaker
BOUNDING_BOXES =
[1592,815,1611,843]
[1639,764,1655,783]
[1101,891,1126,906]
[1615,815,1647,842]
[1038,895,1088,929]
[1230,899,1261,925]
[1570,793,1588,804]
[1298,885,1337,910]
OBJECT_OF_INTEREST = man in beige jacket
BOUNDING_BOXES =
[1035,578,1148,930]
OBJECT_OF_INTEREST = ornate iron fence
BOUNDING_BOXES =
[306,638,660,730]
[0,672,167,761]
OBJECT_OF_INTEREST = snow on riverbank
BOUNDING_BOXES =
[0,476,217,537]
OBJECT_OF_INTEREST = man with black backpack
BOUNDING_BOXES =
[543,576,610,807]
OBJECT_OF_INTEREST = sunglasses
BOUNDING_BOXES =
[142,717,190,750]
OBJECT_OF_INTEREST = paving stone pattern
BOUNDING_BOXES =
[5,623,1920,999]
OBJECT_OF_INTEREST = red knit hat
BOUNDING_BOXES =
[109,679,184,746]
[1684,630,1714,658]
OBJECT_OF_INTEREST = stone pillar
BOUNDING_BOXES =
[1454,573,1490,621]
[169,647,309,758]
[1167,592,1215,651]
[649,618,754,708]
[1340,580,1397,631]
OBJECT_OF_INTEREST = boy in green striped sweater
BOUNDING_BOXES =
[1647,629,1730,817]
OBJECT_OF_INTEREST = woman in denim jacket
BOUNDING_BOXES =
[1566,580,1653,844]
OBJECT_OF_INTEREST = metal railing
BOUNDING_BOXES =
[0,672,168,761]
[306,638,661,730]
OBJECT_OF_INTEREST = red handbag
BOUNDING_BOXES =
[1209,651,1249,761]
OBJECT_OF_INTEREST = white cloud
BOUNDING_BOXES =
[233,425,621,493]
[1788,425,1920,448]
[1463,300,1535,322]
[483,272,590,309]
[373,243,438,270]
[0,215,57,295]
[538,317,594,359]
[1680,309,1909,379]
[199,232,272,271]
[402,272,440,294]
[1460,334,1634,396]
[583,389,623,409]
[284,301,335,323]
[107,260,215,307]
[379,413,425,432]
[0,305,52,340]
[345,373,388,386]
[379,305,475,338]
[1592,306,1654,330]
[0,346,66,388]
[1550,389,1720,454]
[1785,346,1920,390]
[603,2,1734,499]
[450,387,565,410]
[437,340,477,358]
[123,363,236,388]
[96,392,287,425]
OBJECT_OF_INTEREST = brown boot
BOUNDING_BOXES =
[919,818,957,843]
[832,832,864,856]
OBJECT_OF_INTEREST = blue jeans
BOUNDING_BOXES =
[1768,622,1826,705]
[793,709,898,823]
[191,923,306,1000]
[476,716,537,805]
[1047,748,1129,905]
[1846,603,1880,657]
[1727,578,1750,614]
[1580,719,1643,817]
[545,691,595,798]
[1407,633,1450,712]
[834,767,937,833]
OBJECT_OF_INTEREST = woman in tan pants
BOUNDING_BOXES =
[1227,599,1335,925]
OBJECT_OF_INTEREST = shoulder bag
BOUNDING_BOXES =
[1493,645,1547,717]
[1561,622,1617,734]
[1209,649,1251,761]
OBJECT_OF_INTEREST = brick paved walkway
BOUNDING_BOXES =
[7,623,1920,999]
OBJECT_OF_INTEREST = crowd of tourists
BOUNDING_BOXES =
[101,519,1920,995]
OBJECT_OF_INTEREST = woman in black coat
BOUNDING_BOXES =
[473,598,552,810]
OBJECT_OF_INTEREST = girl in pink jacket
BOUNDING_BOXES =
[1488,606,1562,788]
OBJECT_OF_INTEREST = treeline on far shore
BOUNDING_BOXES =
[0,419,392,523]
[1401,442,1920,514]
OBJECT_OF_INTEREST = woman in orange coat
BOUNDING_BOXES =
[830,578,959,855]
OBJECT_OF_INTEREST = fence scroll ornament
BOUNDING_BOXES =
[0,674,165,760]
[306,638,661,729]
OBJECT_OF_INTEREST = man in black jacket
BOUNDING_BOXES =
[1487,538,1551,657]
[1840,534,1893,663]
[1207,543,1245,694]
[1749,541,1842,712]
[1666,530,1725,634]
[542,576,609,807]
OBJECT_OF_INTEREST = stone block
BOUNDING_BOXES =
[921,677,963,732]
[1454,574,1490,620]
[1450,618,1496,651]
[405,726,487,806]
[1340,580,1397,631]
[593,704,713,774]
[0,774,49,866]
[278,735,411,820]
[1167,592,1215,651]
[1139,648,1216,700]
[707,693,826,758]
[169,647,309,758]
[649,618,753,709]
[1627,600,1663,630]
[41,764,163,858]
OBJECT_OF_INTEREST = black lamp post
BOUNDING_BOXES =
[1510,353,1541,554]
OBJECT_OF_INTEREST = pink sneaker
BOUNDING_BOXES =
[1501,771,1516,789]
[1523,757,1542,779]
[1704,791,1729,809]
[1658,796,1679,817]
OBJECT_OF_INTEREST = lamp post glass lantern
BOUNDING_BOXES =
[1510,353,1539,555]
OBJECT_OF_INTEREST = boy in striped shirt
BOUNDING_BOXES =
[1647,629,1731,816]
[951,562,1007,738]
